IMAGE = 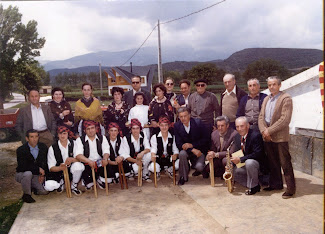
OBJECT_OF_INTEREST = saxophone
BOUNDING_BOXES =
[223,141,234,193]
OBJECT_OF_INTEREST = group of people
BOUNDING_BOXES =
[14,73,296,203]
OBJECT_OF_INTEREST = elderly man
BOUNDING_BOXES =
[16,89,56,147]
[74,120,111,190]
[174,107,210,185]
[221,74,247,129]
[188,78,220,134]
[258,76,295,199]
[236,78,267,130]
[174,79,191,110]
[231,117,266,195]
[204,116,238,178]
[123,75,152,107]
[15,129,49,203]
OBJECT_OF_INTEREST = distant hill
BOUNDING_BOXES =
[43,46,223,71]
[48,48,323,80]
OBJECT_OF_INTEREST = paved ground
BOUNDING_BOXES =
[9,169,323,234]
[3,93,25,109]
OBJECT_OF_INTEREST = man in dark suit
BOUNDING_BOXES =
[15,129,49,203]
[15,89,56,147]
[204,116,238,178]
[174,107,210,185]
[174,79,191,110]
[231,116,266,195]
[123,75,152,107]
[221,74,247,129]
[236,78,267,130]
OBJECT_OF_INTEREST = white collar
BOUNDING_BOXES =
[58,140,70,149]
[131,133,143,143]
[157,131,172,139]
[223,85,237,95]
[31,103,42,109]
[85,134,99,142]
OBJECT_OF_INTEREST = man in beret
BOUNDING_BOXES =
[188,78,220,134]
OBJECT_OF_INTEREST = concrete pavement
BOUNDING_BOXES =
[4,93,25,109]
[9,169,323,233]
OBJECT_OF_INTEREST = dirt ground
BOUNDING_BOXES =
[0,142,22,208]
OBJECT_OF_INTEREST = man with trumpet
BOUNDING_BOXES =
[231,117,266,195]
[45,126,84,196]
[204,116,238,179]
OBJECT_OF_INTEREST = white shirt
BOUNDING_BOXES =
[31,104,47,131]
[128,104,150,139]
[132,88,142,96]
[223,85,237,96]
[183,122,191,134]
[74,135,110,162]
[47,140,76,170]
[110,139,117,156]
[119,132,150,159]
[150,132,179,156]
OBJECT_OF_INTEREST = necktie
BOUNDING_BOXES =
[241,136,246,152]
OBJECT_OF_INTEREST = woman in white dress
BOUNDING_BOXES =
[127,92,151,139]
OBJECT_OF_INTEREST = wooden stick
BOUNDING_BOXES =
[103,166,109,196]
[154,161,157,188]
[172,160,176,186]
[118,163,124,190]
[63,167,72,198]
[120,163,128,189]
[209,159,215,187]
[91,167,98,198]
[138,163,142,187]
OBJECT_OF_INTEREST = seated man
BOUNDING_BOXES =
[174,107,210,185]
[106,122,132,183]
[15,129,49,203]
[149,116,179,180]
[45,126,84,195]
[74,120,111,190]
[204,116,238,178]
[119,118,152,182]
[230,117,266,195]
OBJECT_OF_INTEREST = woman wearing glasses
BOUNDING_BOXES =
[164,77,177,106]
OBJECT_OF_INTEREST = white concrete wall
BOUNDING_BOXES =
[263,63,323,135]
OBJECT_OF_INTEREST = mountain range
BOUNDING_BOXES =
[46,47,323,78]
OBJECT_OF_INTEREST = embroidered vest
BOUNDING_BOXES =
[107,136,121,161]
[52,139,74,166]
[156,133,173,158]
[126,132,145,159]
[80,134,103,158]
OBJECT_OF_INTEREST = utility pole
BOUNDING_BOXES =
[99,63,103,96]
[157,20,163,83]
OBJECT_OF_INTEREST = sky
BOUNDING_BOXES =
[1,0,323,62]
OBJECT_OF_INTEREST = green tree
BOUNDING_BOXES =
[0,4,45,108]
[243,59,290,81]
[163,70,182,84]
[186,63,225,84]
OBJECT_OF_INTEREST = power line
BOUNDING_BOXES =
[120,25,157,66]
[161,0,226,25]
[119,0,226,67]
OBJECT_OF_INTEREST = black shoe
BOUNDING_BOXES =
[263,186,283,191]
[22,194,35,203]
[245,184,261,195]
[33,189,49,195]
[72,187,82,196]
[192,170,201,177]
[282,192,294,199]
[178,177,187,185]
[97,179,105,190]
[202,171,209,179]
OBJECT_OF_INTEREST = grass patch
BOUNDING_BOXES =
[0,200,23,233]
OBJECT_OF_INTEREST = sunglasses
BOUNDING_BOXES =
[166,83,174,86]
[132,82,140,84]
[196,84,206,87]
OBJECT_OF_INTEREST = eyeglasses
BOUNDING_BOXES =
[166,83,174,86]
[132,82,140,84]
[196,84,206,87]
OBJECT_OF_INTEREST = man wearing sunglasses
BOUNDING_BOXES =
[188,78,220,135]
[123,76,152,107]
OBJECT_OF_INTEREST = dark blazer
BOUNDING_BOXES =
[220,85,247,116]
[176,93,191,107]
[174,117,210,155]
[210,128,239,159]
[16,142,48,175]
[123,89,152,107]
[15,104,56,143]
[233,129,266,168]
[236,93,267,119]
